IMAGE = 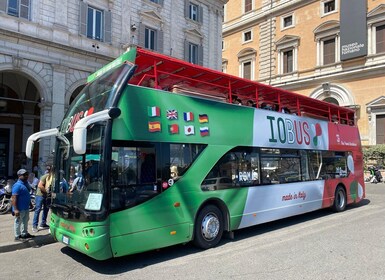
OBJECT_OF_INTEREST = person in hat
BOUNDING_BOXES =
[11,169,34,241]
[32,166,54,232]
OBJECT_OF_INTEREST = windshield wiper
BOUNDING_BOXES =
[51,203,71,211]
[71,205,91,218]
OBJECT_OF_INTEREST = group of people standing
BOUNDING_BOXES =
[11,166,54,242]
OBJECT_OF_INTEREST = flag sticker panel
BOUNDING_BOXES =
[184,112,194,122]
[148,121,161,132]
[148,106,161,117]
[184,125,195,135]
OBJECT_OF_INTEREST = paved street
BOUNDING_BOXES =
[1,183,385,280]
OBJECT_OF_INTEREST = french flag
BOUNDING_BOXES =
[184,112,194,122]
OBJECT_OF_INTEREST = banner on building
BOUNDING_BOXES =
[340,0,367,61]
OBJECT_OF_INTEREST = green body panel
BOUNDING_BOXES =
[112,85,254,145]
[50,213,113,260]
[107,85,252,256]
[108,145,249,256]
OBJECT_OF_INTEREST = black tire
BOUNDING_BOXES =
[29,197,36,212]
[332,186,347,212]
[0,196,11,215]
[193,205,224,249]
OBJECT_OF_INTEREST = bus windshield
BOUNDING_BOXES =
[51,62,135,221]
[52,122,107,221]
[61,62,134,134]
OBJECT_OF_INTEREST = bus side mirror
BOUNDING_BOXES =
[73,108,120,154]
[26,128,59,159]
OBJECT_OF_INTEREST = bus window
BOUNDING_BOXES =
[202,147,260,191]
[110,141,205,211]
[308,150,349,180]
[260,148,301,184]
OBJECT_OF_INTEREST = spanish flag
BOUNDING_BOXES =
[148,121,161,132]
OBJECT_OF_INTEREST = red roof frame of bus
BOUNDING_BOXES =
[128,47,355,125]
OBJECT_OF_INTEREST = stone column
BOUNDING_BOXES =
[53,0,69,44]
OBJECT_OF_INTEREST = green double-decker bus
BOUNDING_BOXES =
[26,46,365,260]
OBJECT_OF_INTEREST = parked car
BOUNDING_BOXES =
[201,177,233,191]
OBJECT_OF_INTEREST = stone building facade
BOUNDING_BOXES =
[222,0,385,148]
[0,0,226,177]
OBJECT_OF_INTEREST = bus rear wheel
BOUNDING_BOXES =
[333,186,347,212]
[193,205,224,249]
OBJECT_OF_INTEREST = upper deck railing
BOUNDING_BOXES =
[128,47,355,125]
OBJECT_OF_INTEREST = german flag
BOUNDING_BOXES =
[199,114,209,123]
[148,121,161,132]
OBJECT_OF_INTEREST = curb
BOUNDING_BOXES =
[0,234,56,254]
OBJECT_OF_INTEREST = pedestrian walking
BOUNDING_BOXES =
[11,169,34,241]
[32,167,53,232]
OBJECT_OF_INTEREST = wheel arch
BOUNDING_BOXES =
[194,198,230,234]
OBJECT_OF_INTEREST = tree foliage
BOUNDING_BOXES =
[363,144,385,169]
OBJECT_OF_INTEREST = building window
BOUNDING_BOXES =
[283,49,293,73]
[149,0,164,5]
[6,0,30,19]
[276,35,299,75]
[87,7,103,41]
[242,61,251,79]
[185,1,202,23]
[323,37,336,65]
[282,14,294,29]
[189,3,198,21]
[79,2,112,43]
[376,115,385,144]
[376,24,385,54]
[244,0,252,13]
[314,21,340,67]
[243,30,252,43]
[238,48,256,80]
[322,0,337,16]
[145,27,157,50]
[189,43,198,64]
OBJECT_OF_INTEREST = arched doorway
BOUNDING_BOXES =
[0,71,40,177]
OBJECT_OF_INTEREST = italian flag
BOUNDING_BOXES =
[148,106,160,117]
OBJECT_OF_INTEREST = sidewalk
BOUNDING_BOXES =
[0,211,56,254]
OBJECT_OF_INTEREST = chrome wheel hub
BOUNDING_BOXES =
[201,214,220,241]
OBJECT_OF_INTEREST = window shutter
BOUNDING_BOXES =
[79,1,87,36]
[20,0,30,19]
[376,25,385,53]
[198,45,204,66]
[0,0,7,13]
[198,6,203,23]
[184,0,189,18]
[184,40,189,61]
[157,30,164,53]
[138,23,146,48]
[104,10,112,43]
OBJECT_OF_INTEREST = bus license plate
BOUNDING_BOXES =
[62,235,70,245]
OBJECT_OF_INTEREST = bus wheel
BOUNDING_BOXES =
[333,186,347,212]
[193,205,223,249]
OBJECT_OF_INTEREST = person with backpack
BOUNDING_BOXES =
[32,166,54,232]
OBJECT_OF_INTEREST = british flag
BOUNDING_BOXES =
[166,109,178,120]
